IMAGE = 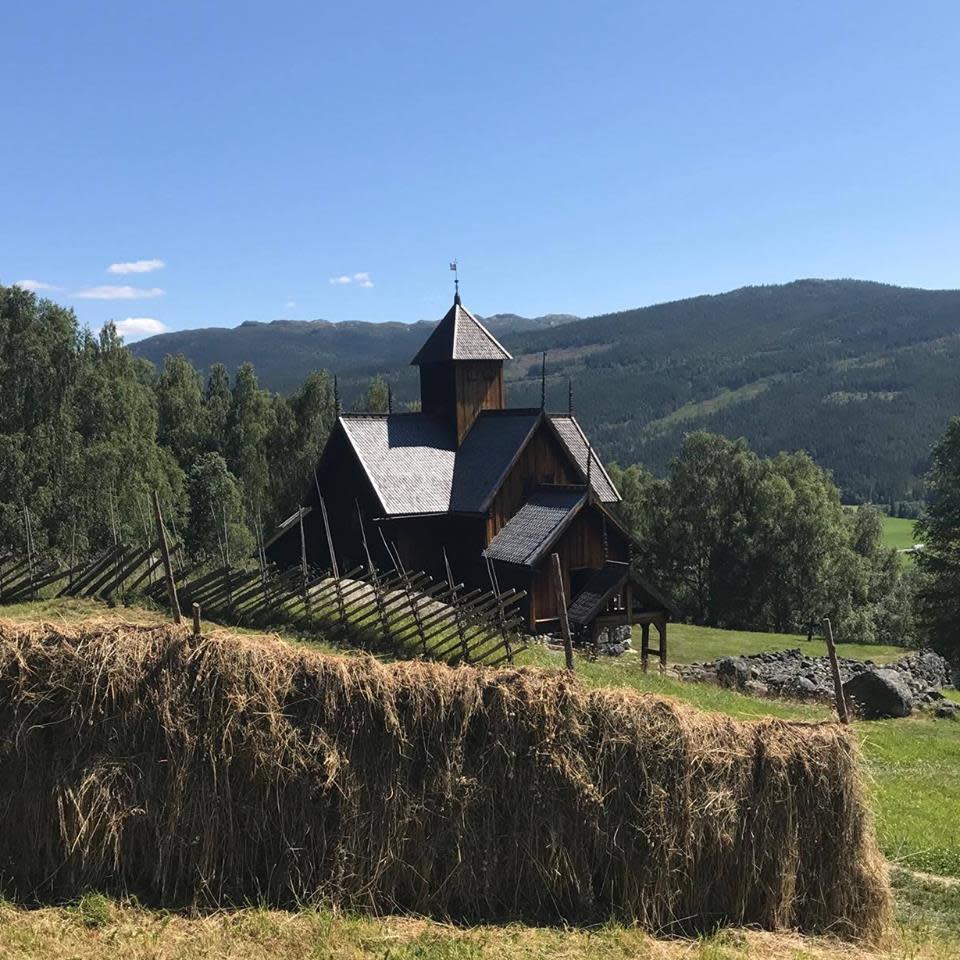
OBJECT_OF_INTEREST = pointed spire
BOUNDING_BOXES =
[334,375,341,416]
[568,378,574,415]
[586,441,593,490]
[450,259,461,305]
[540,352,547,409]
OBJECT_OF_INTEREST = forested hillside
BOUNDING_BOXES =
[133,279,960,503]
[507,280,960,504]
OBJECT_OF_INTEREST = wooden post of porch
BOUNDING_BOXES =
[656,616,667,672]
[641,621,650,673]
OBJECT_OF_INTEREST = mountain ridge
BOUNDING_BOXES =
[131,279,960,502]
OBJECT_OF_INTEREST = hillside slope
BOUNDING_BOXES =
[132,280,960,501]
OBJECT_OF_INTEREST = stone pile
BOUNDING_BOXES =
[595,624,633,656]
[674,647,955,719]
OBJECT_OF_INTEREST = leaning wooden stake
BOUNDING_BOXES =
[550,552,575,672]
[821,616,850,724]
[152,490,182,625]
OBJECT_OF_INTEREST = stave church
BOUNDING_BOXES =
[266,290,674,652]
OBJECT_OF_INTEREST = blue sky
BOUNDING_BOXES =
[3,1,959,340]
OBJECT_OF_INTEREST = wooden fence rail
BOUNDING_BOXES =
[1,543,525,668]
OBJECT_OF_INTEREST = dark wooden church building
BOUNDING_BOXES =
[266,292,674,652]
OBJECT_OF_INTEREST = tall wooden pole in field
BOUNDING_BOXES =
[152,490,182,624]
[821,617,850,724]
[551,552,575,672]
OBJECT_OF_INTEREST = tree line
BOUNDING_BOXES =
[608,434,911,648]
[0,285,346,565]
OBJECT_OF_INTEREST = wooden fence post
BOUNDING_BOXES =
[152,490,182,625]
[550,552,574,672]
[192,603,202,637]
[318,496,345,621]
[821,616,850,724]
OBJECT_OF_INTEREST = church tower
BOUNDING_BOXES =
[411,292,512,445]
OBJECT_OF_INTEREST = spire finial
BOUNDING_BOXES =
[586,441,593,489]
[334,374,341,416]
[568,378,574,415]
[450,259,460,305]
[387,382,393,414]
[540,352,547,409]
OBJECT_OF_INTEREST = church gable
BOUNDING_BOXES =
[486,417,584,542]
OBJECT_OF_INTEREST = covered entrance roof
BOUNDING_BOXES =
[567,561,678,627]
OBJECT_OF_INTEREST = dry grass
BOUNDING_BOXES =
[0,617,891,939]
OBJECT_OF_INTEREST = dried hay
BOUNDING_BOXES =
[0,618,891,938]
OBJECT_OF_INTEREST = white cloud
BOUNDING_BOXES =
[108,258,165,275]
[75,285,165,300]
[13,279,58,292]
[285,300,297,309]
[328,271,374,288]
[113,317,169,340]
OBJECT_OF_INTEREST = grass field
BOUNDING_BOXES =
[1,599,958,957]
[881,515,919,551]
[660,621,906,664]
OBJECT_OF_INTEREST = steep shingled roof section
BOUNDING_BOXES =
[549,415,620,503]
[449,411,541,513]
[411,298,513,364]
[566,563,631,626]
[483,488,587,566]
[339,414,456,515]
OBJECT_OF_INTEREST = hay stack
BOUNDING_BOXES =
[0,619,890,937]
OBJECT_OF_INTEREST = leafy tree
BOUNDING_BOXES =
[916,417,960,658]
[619,431,906,641]
[185,453,254,563]
[225,362,274,512]
[156,354,204,468]
[353,375,390,413]
[203,363,232,453]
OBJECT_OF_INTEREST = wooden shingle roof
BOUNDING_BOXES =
[567,560,679,625]
[483,488,587,566]
[548,415,620,503]
[339,414,456,515]
[338,410,622,518]
[410,297,513,364]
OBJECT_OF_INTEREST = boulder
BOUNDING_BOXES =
[716,656,750,688]
[842,668,913,719]
[935,701,958,720]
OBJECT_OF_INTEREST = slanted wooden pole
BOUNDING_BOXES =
[298,506,310,616]
[821,617,850,724]
[550,552,574,672]
[192,603,202,637]
[152,490,182,624]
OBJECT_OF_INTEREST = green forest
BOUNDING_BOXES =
[4,283,960,658]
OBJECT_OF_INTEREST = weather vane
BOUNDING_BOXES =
[449,259,459,301]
